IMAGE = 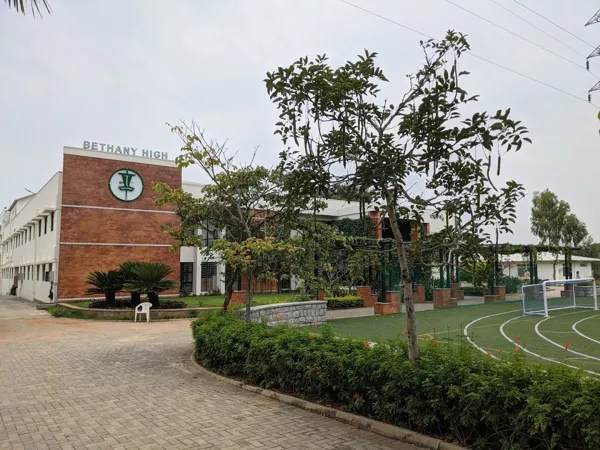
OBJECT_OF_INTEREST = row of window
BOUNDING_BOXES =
[1,263,53,282]
[4,212,55,251]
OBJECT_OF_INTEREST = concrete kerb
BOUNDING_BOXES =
[189,350,466,450]
[55,302,221,319]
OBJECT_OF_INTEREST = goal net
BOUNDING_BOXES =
[522,278,598,317]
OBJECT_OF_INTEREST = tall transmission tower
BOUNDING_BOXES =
[586,9,600,102]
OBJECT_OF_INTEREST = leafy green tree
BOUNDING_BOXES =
[5,0,51,16]
[266,32,530,362]
[531,189,590,277]
[213,237,303,318]
[123,262,178,309]
[85,271,124,306]
[155,124,308,311]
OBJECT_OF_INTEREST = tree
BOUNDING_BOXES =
[119,261,142,307]
[5,0,51,16]
[123,262,178,309]
[531,189,590,278]
[266,31,530,362]
[213,237,303,318]
[85,271,124,306]
[155,124,307,311]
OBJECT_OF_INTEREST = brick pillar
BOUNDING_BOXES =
[413,284,426,303]
[494,286,506,301]
[369,211,383,240]
[356,286,377,307]
[433,288,456,309]
[484,294,499,303]
[231,291,246,305]
[374,291,401,315]
[450,282,464,301]
[317,289,325,301]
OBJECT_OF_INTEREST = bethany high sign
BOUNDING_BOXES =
[83,140,168,160]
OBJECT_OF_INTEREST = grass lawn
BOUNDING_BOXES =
[180,292,298,307]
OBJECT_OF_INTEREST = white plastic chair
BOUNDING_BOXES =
[135,302,152,323]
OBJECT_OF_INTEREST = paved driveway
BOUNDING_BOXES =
[0,296,418,450]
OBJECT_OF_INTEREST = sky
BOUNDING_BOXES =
[1,0,599,244]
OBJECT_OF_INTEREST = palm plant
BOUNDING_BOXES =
[119,261,143,307]
[5,0,52,16]
[85,270,124,306]
[123,262,178,308]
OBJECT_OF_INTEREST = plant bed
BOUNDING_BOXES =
[193,313,600,450]
[325,296,365,309]
[51,302,219,320]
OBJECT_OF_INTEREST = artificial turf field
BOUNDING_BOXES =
[326,298,600,374]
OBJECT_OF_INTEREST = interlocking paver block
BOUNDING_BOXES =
[0,295,421,449]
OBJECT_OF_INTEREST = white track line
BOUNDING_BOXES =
[534,311,600,362]
[499,315,600,376]
[573,314,600,345]
[463,309,521,360]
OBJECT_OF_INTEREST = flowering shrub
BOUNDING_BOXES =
[192,313,600,449]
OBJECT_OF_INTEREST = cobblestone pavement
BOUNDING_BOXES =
[0,296,420,450]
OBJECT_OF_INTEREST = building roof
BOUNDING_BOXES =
[7,194,34,212]
[500,252,600,263]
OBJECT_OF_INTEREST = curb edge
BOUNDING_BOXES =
[189,350,467,450]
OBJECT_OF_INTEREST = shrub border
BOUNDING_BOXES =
[189,350,465,450]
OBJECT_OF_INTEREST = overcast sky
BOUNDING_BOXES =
[1,0,599,243]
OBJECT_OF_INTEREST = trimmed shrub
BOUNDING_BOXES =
[158,300,186,309]
[325,296,364,309]
[87,299,186,309]
[501,276,523,294]
[192,314,600,450]
[462,286,486,296]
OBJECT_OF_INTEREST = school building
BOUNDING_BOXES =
[0,146,448,302]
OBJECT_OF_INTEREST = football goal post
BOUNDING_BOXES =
[522,278,598,317]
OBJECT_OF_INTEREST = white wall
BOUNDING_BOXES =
[502,261,594,281]
[0,173,61,301]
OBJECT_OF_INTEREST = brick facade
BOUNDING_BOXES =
[57,152,181,299]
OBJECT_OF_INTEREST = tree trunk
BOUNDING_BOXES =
[105,291,116,307]
[384,196,419,363]
[148,292,159,309]
[222,264,239,311]
[245,275,254,322]
[130,291,141,308]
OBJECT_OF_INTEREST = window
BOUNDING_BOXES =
[44,263,53,282]
[27,266,30,280]
[38,220,41,237]
[50,212,54,232]
[37,265,40,281]
[580,263,588,267]
[200,262,218,293]
[180,262,193,293]
[44,216,48,234]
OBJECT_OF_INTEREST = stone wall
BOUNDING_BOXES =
[575,286,596,297]
[236,301,327,326]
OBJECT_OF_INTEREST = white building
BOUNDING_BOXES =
[0,173,62,300]
[501,252,600,281]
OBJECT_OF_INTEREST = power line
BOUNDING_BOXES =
[487,0,591,61]
[445,0,595,76]
[337,0,598,109]
[511,0,595,49]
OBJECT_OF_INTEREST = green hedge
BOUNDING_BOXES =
[325,296,364,309]
[462,286,486,296]
[192,314,600,449]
